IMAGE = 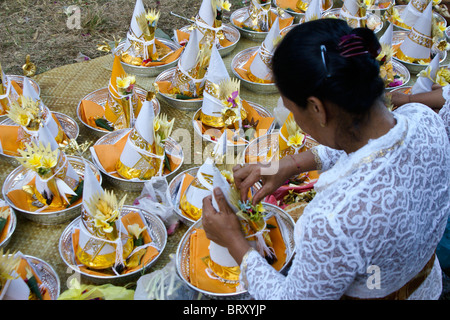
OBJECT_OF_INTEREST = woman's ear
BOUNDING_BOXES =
[306,96,327,127]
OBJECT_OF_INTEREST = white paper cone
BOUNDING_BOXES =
[118,100,156,169]
[379,22,393,47]
[201,45,230,118]
[305,0,322,22]
[198,0,215,26]
[249,18,280,81]
[411,54,440,94]
[399,0,429,28]
[399,1,432,60]
[341,0,360,17]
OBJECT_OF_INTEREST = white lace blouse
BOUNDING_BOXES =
[440,85,450,139]
[240,103,450,300]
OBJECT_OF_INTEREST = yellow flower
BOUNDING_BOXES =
[221,0,231,11]
[145,9,160,24]
[40,155,58,169]
[433,0,442,5]
[127,223,147,239]
[85,190,126,235]
[28,153,43,168]
[255,202,265,214]
[221,170,234,184]
[116,75,135,89]
[287,131,305,147]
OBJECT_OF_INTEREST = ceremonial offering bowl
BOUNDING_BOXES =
[154,67,203,111]
[178,24,241,58]
[91,128,184,192]
[0,255,61,300]
[230,7,294,41]
[0,112,80,167]
[168,166,263,227]
[231,46,278,94]
[76,86,160,138]
[112,38,182,77]
[175,202,296,299]
[392,5,447,32]
[392,31,448,74]
[385,59,411,91]
[6,74,40,96]
[2,156,101,225]
[59,205,167,285]
[0,207,17,249]
[192,101,275,155]
[272,0,334,23]
[366,0,393,15]
[243,130,318,164]
[167,166,201,227]
[322,8,384,34]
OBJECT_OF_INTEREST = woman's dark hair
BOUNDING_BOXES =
[272,18,384,115]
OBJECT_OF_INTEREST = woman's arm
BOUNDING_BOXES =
[389,85,445,112]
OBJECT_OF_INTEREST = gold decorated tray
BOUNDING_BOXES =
[2,156,101,225]
[0,112,80,166]
[76,86,160,138]
[175,202,296,299]
[112,38,182,77]
[231,46,278,94]
[91,128,184,192]
[230,7,294,41]
[58,205,167,285]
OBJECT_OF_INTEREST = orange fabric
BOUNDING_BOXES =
[143,40,184,67]
[234,51,258,82]
[178,173,196,218]
[189,216,287,293]
[71,211,159,276]
[92,131,182,176]
[6,176,83,212]
[277,0,303,11]
[0,125,20,156]
[195,100,274,145]
[11,80,23,96]
[79,100,106,130]
[175,29,233,48]
[16,257,51,300]
[232,11,293,31]
[0,206,11,243]
[156,80,203,101]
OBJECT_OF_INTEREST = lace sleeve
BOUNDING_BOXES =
[310,145,345,171]
[239,208,363,300]
[439,85,450,140]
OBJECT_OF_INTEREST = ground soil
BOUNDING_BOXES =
[0,0,246,75]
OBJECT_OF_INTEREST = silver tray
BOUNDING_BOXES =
[0,111,80,166]
[59,205,167,285]
[392,30,448,74]
[273,0,334,23]
[178,23,240,58]
[76,86,160,138]
[243,130,318,164]
[0,206,17,249]
[231,46,278,94]
[6,75,40,96]
[17,255,61,300]
[392,5,447,32]
[175,202,296,299]
[192,101,275,155]
[91,128,184,192]
[280,23,297,36]
[322,8,384,34]
[230,7,294,41]
[367,0,393,14]
[168,166,201,227]
[385,59,411,91]
[2,156,101,225]
[112,38,182,77]
[155,67,203,111]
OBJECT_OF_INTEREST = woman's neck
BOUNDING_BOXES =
[335,102,397,154]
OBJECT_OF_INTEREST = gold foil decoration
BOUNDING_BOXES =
[22,55,36,77]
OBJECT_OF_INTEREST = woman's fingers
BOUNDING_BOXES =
[233,165,262,202]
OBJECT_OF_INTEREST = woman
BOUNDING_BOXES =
[201,19,450,300]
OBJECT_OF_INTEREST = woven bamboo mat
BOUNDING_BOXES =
[0,35,282,293]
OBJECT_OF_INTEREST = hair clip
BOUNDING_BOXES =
[320,45,331,78]
[338,34,369,58]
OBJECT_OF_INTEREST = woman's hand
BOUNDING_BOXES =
[233,150,317,205]
[202,188,250,265]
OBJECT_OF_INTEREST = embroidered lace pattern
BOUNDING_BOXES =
[240,103,450,299]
